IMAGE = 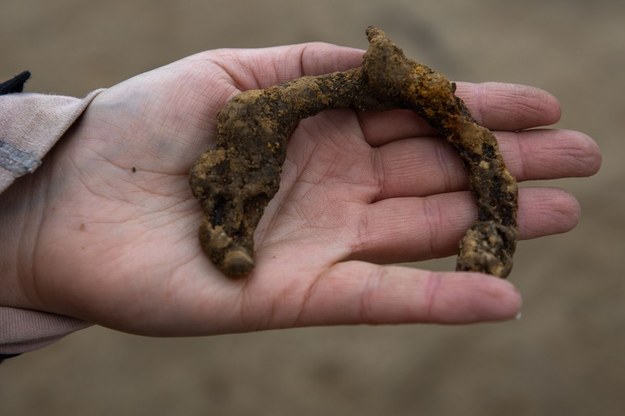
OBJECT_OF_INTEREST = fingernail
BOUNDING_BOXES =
[515,310,522,320]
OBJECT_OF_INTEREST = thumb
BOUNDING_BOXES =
[205,42,365,90]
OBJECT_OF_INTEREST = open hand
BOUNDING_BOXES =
[0,42,601,335]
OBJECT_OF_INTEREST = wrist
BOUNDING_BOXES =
[0,174,46,310]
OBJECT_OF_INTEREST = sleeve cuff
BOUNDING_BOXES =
[0,89,104,193]
[0,89,104,354]
[0,307,90,354]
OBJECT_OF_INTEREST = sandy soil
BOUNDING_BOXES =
[1,1,623,415]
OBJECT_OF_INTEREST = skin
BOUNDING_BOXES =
[191,27,518,278]
[0,41,601,337]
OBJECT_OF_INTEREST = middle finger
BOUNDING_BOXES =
[373,128,599,200]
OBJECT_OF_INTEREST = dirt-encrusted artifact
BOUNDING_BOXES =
[189,26,518,278]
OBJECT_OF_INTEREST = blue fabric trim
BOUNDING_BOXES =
[0,140,41,175]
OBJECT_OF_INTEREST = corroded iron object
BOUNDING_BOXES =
[189,26,518,278]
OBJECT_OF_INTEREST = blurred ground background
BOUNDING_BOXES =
[0,0,623,415]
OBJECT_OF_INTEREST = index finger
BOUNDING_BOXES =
[457,82,562,130]
[358,82,562,147]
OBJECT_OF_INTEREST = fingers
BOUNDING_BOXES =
[375,129,601,199]
[346,187,580,265]
[210,43,562,148]
[456,82,562,131]
[360,82,562,146]
[213,42,561,135]
[292,261,521,326]
[500,129,601,182]
[209,45,561,143]
[209,43,365,91]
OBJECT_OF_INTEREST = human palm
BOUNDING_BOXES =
[2,43,600,335]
